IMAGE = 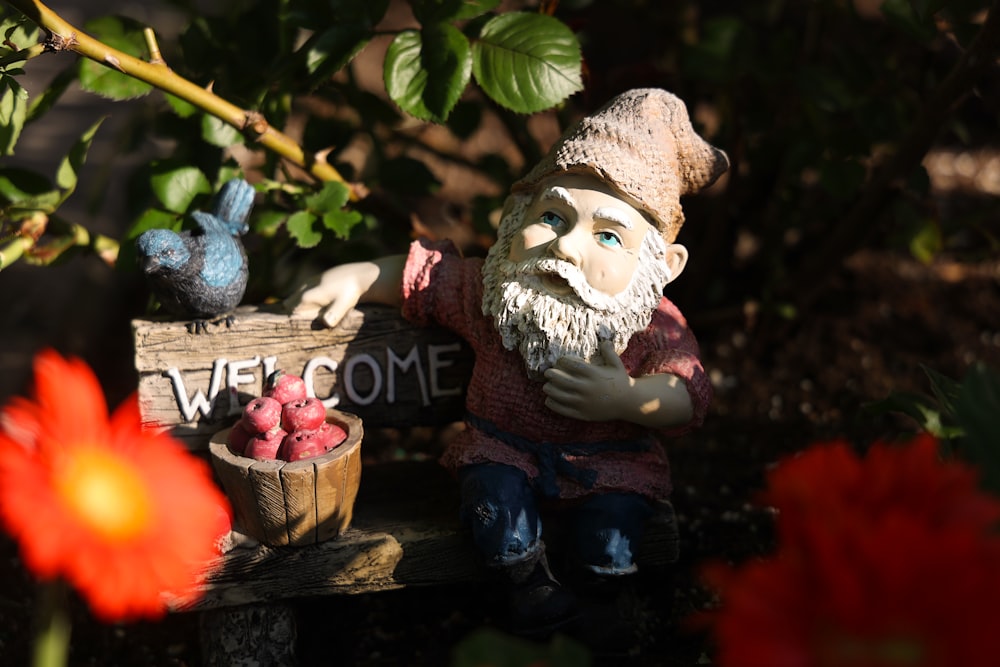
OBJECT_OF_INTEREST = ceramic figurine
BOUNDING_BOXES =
[136,178,254,333]
[288,89,728,638]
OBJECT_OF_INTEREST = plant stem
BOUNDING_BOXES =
[0,235,32,269]
[32,580,71,667]
[3,0,357,199]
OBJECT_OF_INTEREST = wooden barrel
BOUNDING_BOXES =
[208,409,363,546]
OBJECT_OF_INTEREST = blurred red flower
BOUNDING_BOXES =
[0,350,231,621]
[702,435,1000,667]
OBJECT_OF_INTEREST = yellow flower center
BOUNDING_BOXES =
[57,447,154,541]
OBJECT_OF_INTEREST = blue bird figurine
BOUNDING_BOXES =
[136,178,254,333]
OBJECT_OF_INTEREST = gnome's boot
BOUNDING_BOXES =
[568,569,643,655]
[501,550,579,637]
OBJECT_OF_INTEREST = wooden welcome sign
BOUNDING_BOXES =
[132,304,473,451]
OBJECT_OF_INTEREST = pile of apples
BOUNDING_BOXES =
[228,370,347,462]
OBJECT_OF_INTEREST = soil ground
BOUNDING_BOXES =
[2,246,998,666]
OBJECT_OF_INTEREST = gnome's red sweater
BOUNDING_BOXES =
[402,239,711,502]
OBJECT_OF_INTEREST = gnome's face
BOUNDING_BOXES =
[482,173,688,376]
[512,173,654,298]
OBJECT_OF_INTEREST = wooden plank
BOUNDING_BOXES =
[174,460,679,611]
[133,304,473,451]
[313,410,364,543]
[207,436,268,542]
[279,461,316,547]
[313,448,352,542]
[247,460,288,547]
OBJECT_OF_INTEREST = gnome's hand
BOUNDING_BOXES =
[285,256,404,328]
[543,341,634,422]
[543,340,694,428]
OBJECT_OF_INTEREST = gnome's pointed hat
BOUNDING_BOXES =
[512,88,728,243]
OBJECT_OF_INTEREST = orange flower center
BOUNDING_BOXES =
[56,447,153,541]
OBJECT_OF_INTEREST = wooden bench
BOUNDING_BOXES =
[132,305,680,663]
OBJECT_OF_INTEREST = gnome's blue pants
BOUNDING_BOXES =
[458,463,652,575]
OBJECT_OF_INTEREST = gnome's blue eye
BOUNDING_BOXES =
[596,231,622,247]
[540,211,564,228]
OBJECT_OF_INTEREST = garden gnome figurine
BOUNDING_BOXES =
[288,88,727,638]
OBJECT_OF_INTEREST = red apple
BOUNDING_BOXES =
[319,421,348,450]
[228,420,253,455]
[244,428,287,460]
[264,370,308,405]
[242,396,283,434]
[281,397,326,432]
[279,429,329,462]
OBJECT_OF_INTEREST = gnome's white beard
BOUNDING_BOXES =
[482,194,674,377]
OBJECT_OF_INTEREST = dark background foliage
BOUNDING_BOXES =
[2,0,997,407]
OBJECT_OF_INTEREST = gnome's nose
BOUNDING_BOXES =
[548,231,583,266]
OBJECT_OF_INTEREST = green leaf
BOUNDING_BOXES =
[424,24,472,121]
[0,167,52,206]
[149,164,212,213]
[55,118,104,193]
[908,220,941,265]
[286,210,322,248]
[863,391,956,437]
[164,92,198,118]
[471,12,582,114]
[304,181,352,213]
[123,207,182,241]
[78,16,154,101]
[384,25,472,122]
[251,209,287,236]
[0,73,28,156]
[1,16,39,59]
[920,364,961,416]
[201,113,243,148]
[452,0,502,20]
[25,64,75,123]
[305,25,372,82]
[321,208,363,239]
[954,364,1000,495]
[411,0,466,22]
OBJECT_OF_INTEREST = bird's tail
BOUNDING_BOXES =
[213,179,256,236]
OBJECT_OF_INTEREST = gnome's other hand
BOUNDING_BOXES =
[542,341,632,422]
[543,340,694,428]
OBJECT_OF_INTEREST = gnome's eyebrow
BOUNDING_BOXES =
[540,186,576,208]
[540,187,634,230]
[592,206,634,230]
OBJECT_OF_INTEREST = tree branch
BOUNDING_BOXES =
[3,0,358,199]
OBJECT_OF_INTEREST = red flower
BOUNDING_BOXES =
[762,435,1000,542]
[0,350,231,621]
[702,435,1000,667]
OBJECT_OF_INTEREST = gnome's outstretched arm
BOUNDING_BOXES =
[287,255,405,328]
[542,341,693,428]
